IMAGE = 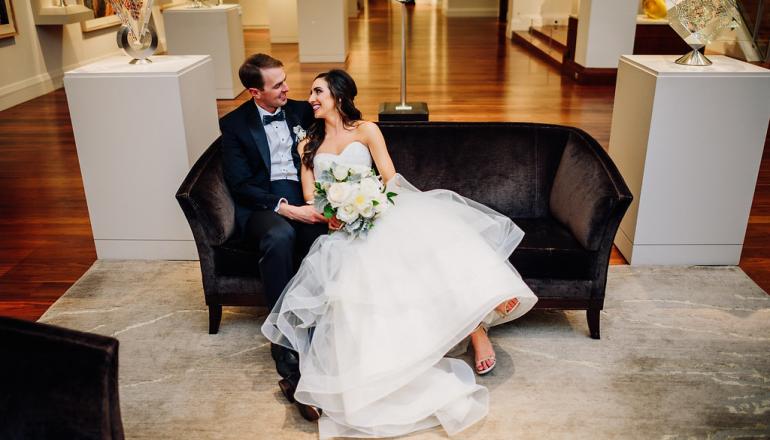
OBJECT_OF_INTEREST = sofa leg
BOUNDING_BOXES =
[209,305,222,334]
[587,308,600,340]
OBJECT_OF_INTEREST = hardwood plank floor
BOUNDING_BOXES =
[1,0,767,321]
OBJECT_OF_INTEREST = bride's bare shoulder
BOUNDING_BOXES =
[353,120,381,136]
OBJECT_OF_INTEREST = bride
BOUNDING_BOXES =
[261,69,537,438]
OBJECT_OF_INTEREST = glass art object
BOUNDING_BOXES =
[666,0,742,65]
[108,0,157,63]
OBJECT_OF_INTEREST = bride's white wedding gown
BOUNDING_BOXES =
[261,141,537,438]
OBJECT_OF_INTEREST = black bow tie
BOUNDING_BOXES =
[262,111,285,125]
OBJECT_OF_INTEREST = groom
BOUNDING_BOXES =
[219,53,327,420]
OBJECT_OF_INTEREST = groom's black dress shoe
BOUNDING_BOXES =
[271,343,300,379]
[278,378,296,403]
[296,401,322,422]
[280,374,322,421]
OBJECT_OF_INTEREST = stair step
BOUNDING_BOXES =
[511,30,564,69]
[529,25,568,51]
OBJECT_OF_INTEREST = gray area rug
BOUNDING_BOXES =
[39,262,770,439]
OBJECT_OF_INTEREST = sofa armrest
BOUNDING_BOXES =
[0,317,124,440]
[176,138,235,247]
[549,131,632,251]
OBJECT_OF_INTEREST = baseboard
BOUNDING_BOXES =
[94,239,199,260]
[242,24,269,30]
[562,58,617,85]
[270,36,298,43]
[443,7,498,17]
[0,72,61,112]
[0,50,122,112]
[625,244,742,266]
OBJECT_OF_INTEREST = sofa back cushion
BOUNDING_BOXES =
[550,133,617,250]
[188,141,236,246]
[380,123,571,218]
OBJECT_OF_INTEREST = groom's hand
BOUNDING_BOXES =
[278,202,326,224]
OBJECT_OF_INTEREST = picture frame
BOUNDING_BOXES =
[80,0,121,33]
[0,0,18,40]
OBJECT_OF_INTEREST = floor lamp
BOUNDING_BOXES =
[378,0,429,122]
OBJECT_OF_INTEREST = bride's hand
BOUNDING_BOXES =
[328,216,343,231]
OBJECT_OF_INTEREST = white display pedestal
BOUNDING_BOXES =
[609,55,770,265]
[298,0,348,63]
[64,55,220,260]
[164,4,245,99]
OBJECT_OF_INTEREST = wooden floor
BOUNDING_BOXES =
[1,0,768,321]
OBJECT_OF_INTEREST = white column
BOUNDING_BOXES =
[609,55,770,265]
[268,0,298,43]
[63,55,220,260]
[574,0,637,68]
[297,0,348,63]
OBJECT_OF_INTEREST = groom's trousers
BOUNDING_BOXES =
[242,180,326,379]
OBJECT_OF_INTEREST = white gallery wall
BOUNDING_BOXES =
[240,0,269,28]
[574,0,637,68]
[0,1,121,111]
[507,0,573,34]
[0,1,196,112]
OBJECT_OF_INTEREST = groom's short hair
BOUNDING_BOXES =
[239,53,284,90]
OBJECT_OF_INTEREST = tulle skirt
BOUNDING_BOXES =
[261,175,537,438]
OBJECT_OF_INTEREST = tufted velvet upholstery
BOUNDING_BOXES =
[0,317,124,440]
[177,122,632,338]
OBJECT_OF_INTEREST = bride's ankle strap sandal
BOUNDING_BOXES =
[496,298,520,318]
[473,325,496,375]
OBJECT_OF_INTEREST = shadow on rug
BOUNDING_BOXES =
[39,262,770,439]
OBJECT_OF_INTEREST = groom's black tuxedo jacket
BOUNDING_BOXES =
[220,99,315,236]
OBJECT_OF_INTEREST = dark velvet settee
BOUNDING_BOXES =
[177,122,632,339]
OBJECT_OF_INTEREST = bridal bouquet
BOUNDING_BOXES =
[314,163,397,237]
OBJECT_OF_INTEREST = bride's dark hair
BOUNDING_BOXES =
[302,69,363,168]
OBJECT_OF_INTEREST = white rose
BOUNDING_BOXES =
[358,177,382,198]
[374,193,389,213]
[327,182,353,208]
[350,190,371,212]
[292,125,306,141]
[332,165,350,181]
[359,204,375,218]
[337,204,359,223]
[350,165,373,177]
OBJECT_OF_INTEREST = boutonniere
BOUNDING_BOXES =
[293,125,307,142]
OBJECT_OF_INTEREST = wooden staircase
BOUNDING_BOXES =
[511,25,568,69]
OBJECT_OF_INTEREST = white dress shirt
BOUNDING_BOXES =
[256,104,299,182]
[256,104,299,212]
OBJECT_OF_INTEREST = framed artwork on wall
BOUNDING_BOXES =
[0,0,18,39]
[80,0,121,32]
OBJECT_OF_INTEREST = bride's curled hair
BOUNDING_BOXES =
[302,69,363,168]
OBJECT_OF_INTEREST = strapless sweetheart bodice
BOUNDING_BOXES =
[313,141,372,178]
